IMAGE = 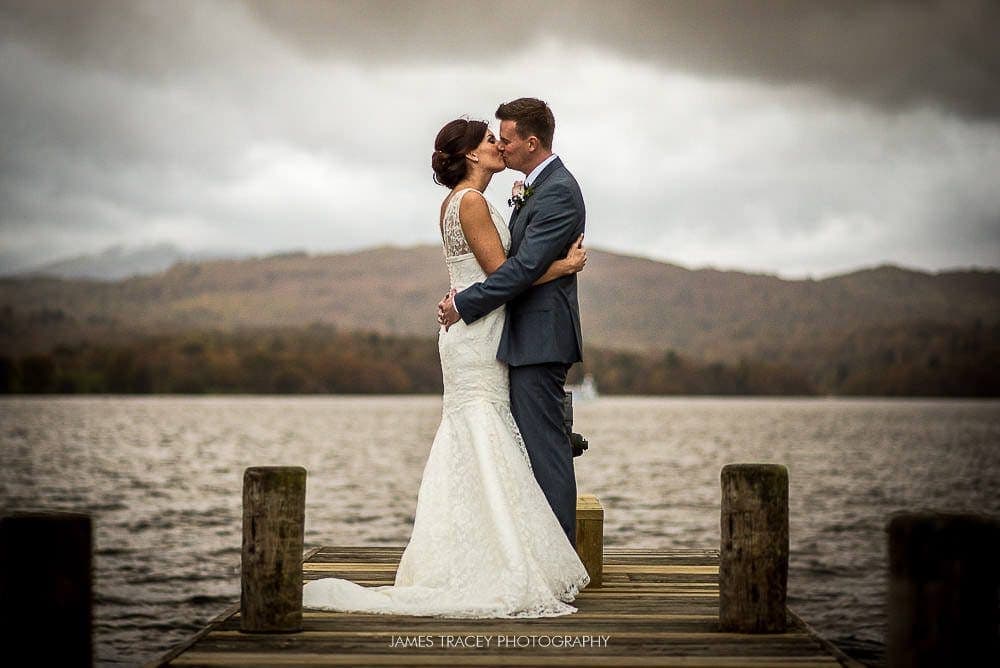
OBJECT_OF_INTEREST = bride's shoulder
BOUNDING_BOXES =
[457,189,491,218]
[443,186,481,209]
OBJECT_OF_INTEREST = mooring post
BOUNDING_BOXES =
[887,512,1000,667]
[240,466,307,633]
[575,494,604,587]
[719,463,789,632]
[0,511,93,666]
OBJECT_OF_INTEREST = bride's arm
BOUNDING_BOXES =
[460,194,587,283]
[532,234,586,285]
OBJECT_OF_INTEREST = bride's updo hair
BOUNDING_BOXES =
[432,118,488,188]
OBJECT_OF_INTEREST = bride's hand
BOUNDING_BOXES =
[563,234,587,275]
[534,235,586,286]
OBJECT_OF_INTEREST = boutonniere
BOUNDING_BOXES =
[507,180,535,208]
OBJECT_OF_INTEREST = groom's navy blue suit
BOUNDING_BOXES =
[454,157,585,546]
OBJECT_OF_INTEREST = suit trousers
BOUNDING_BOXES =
[508,362,577,547]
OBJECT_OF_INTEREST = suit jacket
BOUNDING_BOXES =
[454,156,585,366]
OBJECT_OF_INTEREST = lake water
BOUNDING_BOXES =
[1,396,998,666]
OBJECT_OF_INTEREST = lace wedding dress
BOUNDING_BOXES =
[302,188,590,617]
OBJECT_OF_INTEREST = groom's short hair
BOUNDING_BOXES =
[496,98,555,150]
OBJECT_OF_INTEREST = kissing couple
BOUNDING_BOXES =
[304,97,590,617]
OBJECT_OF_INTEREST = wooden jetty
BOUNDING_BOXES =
[152,492,860,667]
[154,546,856,667]
[9,467,998,665]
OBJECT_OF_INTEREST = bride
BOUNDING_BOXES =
[302,118,590,617]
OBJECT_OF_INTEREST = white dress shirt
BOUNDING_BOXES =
[525,154,559,187]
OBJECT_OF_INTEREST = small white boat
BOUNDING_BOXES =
[566,373,598,400]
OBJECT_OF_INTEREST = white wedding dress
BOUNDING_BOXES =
[302,188,590,617]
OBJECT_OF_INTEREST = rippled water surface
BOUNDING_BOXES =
[1,396,998,666]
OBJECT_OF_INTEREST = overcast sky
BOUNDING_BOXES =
[1,0,998,278]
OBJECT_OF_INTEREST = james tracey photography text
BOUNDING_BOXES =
[389,634,612,649]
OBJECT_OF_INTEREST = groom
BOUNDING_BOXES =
[438,97,585,546]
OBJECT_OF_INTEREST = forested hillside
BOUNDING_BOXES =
[2,247,996,395]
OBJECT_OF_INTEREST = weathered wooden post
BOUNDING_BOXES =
[241,466,307,633]
[575,494,604,587]
[719,463,788,632]
[887,512,1000,667]
[0,511,92,666]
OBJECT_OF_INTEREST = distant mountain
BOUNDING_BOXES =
[12,242,246,281]
[1,246,997,393]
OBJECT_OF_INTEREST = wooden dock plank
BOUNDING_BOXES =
[155,547,852,668]
[170,653,842,667]
[214,615,728,633]
[181,638,833,659]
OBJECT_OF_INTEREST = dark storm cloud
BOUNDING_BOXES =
[2,1,998,119]
[0,1,237,79]
[247,0,1000,120]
